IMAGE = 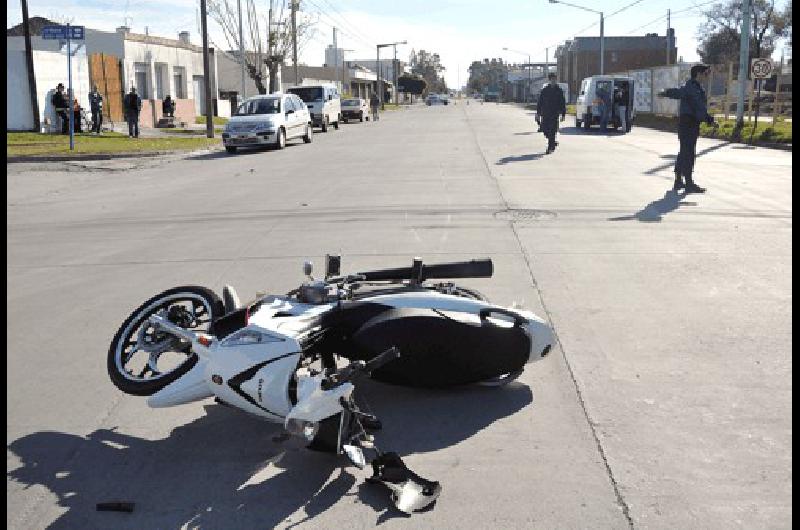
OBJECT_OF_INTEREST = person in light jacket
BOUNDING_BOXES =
[658,64,719,193]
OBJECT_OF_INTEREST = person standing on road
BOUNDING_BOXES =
[370,93,380,121]
[89,85,104,135]
[123,87,142,138]
[658,64,719,193]
[596,84,611,132]
[51,83,69,134]
[536,73,567,154]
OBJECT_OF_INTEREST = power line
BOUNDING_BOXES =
[625,13,668,35]
[314,0,379,46]
[303,0,375,50]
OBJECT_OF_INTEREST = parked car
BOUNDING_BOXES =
[222,94,312,154]
[287,83,342,132]
[341,98,369,122]
[426,94,448,106]
[575,75,635,131]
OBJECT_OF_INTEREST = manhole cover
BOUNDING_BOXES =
[494,209,557,221]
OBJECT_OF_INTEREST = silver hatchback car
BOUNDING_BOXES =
[222,94,313,154]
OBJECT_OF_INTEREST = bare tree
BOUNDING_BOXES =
[207,0,317,94]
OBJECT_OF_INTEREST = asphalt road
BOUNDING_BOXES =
[7,102,792,529]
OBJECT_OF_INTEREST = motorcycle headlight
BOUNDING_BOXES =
[220,328,284,347]
[285,418,319,441]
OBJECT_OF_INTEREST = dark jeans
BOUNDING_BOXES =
[127,115,139,137]
[540,115,559,149]
[675,114,700,180]
[57,110,69,134]
[92,110,102,133]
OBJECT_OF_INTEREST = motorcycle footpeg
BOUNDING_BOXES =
[367,452,441,514]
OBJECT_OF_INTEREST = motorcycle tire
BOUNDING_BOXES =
[107,286,224,396]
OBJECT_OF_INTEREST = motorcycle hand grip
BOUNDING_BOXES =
[359,259,493,281]
[479,307,527,327]
[363,346,400,374]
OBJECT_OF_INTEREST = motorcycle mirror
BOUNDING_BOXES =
[342,444,366,469]
[325,254,341,279]
[303,261,313,278]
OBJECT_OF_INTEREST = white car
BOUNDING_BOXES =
[341,98,369,122]
[222,94,313,154]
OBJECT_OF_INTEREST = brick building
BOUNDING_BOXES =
[555,30,677,102]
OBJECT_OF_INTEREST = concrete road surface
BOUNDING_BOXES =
[7,102,791,529]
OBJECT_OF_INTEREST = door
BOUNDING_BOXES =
[193,76,206,116]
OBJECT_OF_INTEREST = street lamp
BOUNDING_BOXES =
[549,0,604,75]
[377,40,406,109]
[503,47,532,102]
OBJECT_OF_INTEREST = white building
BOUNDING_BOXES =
[7,36,91,132]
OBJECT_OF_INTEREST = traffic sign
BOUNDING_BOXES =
[750,58,773,79]
[41,24,84,40]
[41,25,66,39]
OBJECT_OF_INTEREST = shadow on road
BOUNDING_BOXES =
[644,141,731,175]
[558,126,623,136]
[497,153,546,164]
[7,381,532,528]
[608,190,696,222]
[514,131,536,135]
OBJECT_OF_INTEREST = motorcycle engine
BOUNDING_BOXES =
[298,281,331,304]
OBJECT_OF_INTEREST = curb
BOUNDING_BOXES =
[7,147,223,164]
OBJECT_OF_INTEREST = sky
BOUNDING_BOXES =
[7,0,792,88]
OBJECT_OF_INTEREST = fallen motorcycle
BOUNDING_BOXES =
[107,256,554,513]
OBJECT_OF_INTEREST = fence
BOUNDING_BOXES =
[610,62,792,120]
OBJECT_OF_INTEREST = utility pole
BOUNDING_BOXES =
[21,0,39,131]
[291,0,299,85]
[200,0,214,137]
[377,45,382,109]
[734,0,752,136]
[393,44,398,105]
[238,0,245,99]
[599,12,604,75]
[666,9,671,65]
[333,27,338,91]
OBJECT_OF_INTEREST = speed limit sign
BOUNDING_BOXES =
[751,58,773,79]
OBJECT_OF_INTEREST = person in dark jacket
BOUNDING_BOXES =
[162,95,176,117]
[51,83,69,134]
[370,93,380,121]
[123,87,142,138]
[658,64,719,193]
[536,73,567,154]
[89,85,104,134]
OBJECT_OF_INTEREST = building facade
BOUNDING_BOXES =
[555,30,677,102]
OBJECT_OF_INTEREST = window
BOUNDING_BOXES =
[288,87,323,102]
[154,64,167,99]
[173,67,186,99]
[235,97,280,115]
[284,97,296,112]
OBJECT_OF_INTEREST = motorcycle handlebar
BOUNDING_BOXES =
[357,259,493,282]
[320,347,400,391]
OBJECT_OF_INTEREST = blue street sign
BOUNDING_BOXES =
[41,25,84,40]
[69,25,85,40]
[42,25,66,39]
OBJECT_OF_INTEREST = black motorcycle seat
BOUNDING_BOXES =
[350,307,531,387]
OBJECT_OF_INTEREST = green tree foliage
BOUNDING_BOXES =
[467,58,508,94]
[398,74,427,95]
[696,0,791,64]
[409,49,447,94]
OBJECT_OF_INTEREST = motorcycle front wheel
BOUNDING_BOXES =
[107,286,224,396]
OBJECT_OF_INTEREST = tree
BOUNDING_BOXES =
[397,74,427,95]
[207,0,317,94]
[697,0,791,64]
[409,49,447,94]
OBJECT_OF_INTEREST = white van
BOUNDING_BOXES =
[287,84,342,132]
[575,75,635,131]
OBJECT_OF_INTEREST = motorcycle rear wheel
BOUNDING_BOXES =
[107,286,224,396]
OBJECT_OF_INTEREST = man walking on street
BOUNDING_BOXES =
[596,83,611,132]
[658,64,719,193]
[123,87,142,138]
[89,85,104,135]
[51,83,69,134]
[536,73,566,154]
[370,93,380,121]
